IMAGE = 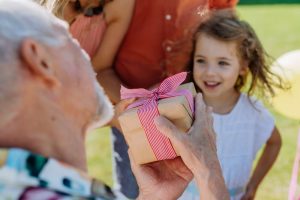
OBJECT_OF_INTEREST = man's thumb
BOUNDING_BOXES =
[154,116,182,141]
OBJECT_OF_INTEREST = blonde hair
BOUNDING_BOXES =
[38,0,69,19]
[40,0,111,19]
[52,0,69,18]
[0,0,69,126]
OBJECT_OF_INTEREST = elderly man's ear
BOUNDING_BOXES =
[21,38,61,88]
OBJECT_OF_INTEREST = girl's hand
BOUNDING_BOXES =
[241,183,258,200]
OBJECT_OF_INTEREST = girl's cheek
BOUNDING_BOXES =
[193,69,202,86]
[194,66,203,78]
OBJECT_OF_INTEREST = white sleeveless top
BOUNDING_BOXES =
[180,93,275,200]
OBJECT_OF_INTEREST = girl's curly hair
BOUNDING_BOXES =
[190,9,288,99]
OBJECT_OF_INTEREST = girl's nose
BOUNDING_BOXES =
[204,65,217,76]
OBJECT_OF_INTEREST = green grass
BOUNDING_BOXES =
[86,5,300,199]
[237,5,300,59]
[237,5,300,199]
[86,127,113,186]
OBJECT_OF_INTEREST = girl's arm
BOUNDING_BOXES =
[92,0,135,104]
[241,127,282,200]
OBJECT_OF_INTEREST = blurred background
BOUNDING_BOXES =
[86,2,300,199]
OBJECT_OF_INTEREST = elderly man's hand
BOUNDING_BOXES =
[154,93,216,175]
[130,93,229,200]
[108,98,135,131]
[131,93,218,200]
[131,94,229,200]
[150,93,229,200]
[130,153,193,200]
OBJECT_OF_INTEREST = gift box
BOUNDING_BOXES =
[118,73,196,164]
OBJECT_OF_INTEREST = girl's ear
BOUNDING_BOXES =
[239,65,248,76]
[239,58,249,76]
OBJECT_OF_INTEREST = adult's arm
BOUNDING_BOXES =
[92,0,135,104]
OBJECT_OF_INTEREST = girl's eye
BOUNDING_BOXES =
[219,61,229,66]
[196,59,205,64]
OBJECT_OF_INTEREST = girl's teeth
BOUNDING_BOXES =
[205,82,219,86]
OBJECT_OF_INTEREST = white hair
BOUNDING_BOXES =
[0,0,115,130]
[0,0,70,127]
[0,0,69,64]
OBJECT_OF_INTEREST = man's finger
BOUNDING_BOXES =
[118,98,136,110]
[128,148,140,174]
[194,93,206,122]
[154,116,184,142]
[206,106,216,141]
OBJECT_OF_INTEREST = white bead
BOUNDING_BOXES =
[166,46,172,52]
[165,14,172,21]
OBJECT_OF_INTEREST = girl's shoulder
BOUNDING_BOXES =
[238,93,268,114]
[235,93,275,130]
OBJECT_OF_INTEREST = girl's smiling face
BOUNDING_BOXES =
[193,33,247,100]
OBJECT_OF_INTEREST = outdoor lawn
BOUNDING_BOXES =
[86,4,300,200]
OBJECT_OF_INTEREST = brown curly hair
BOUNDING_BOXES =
[190,9,288,99]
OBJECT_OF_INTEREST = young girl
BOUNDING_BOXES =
[180,10,285,200]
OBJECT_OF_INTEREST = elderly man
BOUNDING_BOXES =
[0,0,115,198]
[0,0,229,199]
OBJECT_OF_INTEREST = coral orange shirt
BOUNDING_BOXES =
[115,0,238,88]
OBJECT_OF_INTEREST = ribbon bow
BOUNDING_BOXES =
[121,72,194,161]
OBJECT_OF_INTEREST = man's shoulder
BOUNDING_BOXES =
[0,148,113,200]
[0,149,8,167]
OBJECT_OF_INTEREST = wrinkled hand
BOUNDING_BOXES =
[153,93,229,200]
[154,93,216,174]
[130,152,193,200]
[132,93,219,200]
[241,184,257,200]
[109,98,135,131]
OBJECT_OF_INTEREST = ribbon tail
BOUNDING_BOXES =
[138,100,177,161]
[158,72,187,94]
[120,85,153,100]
